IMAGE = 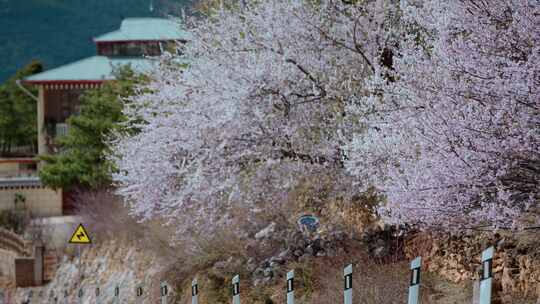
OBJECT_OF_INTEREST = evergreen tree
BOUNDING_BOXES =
[0,60,43,156]
[39,67,147,190]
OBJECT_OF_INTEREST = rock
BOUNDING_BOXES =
[326,248,337,257]
[305,245,314,256]
[373,246,387,258]
[246,258,257,272]
[255,222,276,240]
[499,294,514,304]
[278,250,290,259]
[264,267,273,277]
[212,260,228,271]
[254,267,265,279]
[312,238,323,252]
[298,254,310,263]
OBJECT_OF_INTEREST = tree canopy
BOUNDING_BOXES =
[39,67,147,190]
[109,0,539,240]
[0,60,43,156]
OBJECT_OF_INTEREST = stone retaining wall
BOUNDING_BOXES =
[405,231,540,302]
[0,187,62,217]
[0,249,17,284]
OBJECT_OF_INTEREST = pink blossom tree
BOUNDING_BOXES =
[346,0,539,230]
[110,0,401,239]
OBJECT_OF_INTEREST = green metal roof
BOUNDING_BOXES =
[24,56,156,82]
[94,18,191,42]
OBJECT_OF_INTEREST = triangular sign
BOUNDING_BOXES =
[69,223,92,244]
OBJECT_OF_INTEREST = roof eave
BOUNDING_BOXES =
[94,38,189,43]
[22,79,109,86]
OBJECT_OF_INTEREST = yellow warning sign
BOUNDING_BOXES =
[69,223,92,244]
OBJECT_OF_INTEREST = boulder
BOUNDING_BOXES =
[255,222,276,240]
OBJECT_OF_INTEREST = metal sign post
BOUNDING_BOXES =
[287,270,294,304]
[232,275,240,304]
[344,264,352,304]
[68,223,92,304]
[192,278,199,304]
[479,246,494,304]
[408,257,421,304]
[160,281,169,304]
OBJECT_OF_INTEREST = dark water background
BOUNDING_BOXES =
[0,0,192,82]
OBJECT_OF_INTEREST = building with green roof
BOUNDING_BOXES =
[23,17,189,157]
[3,18,190,217]
[94,18,192,43]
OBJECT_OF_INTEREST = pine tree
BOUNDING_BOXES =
[39,67,147,190]
[0,60,43,156]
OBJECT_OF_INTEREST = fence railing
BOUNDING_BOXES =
[16,246,496,304]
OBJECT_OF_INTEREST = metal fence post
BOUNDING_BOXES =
[479,246,494,304]
[408,257,421,304]
[232,275,240,304]
[344,264,352,304]
[287,270,294,304]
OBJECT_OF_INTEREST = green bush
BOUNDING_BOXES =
[0,209,27,233]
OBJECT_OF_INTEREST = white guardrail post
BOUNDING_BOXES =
[479,246,494,304]
[408,257,421,304]
[113,285,120,304]
[232,275,240,304]
[160,281,169,304]
[192,278,199,304]
[344,264,352,304]
[95,286,102,304]
[136,283,144,304]
[287,270,294,304]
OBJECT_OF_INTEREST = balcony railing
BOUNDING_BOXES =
[0,169,37,179]
[0,159,39,185]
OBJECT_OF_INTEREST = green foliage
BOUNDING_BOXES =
[39,67,146,190]
[0,61,43,156]
[0,209,27,234]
